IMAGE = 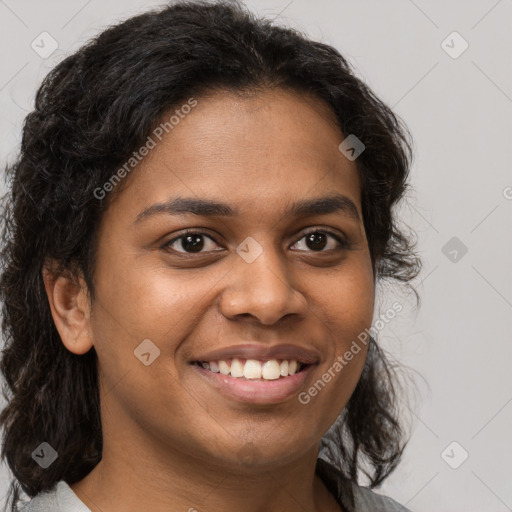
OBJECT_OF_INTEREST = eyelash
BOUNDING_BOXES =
[162,228,349,255]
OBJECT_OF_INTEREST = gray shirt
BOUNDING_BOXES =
[17,481,89,512]
[18,461,412,512]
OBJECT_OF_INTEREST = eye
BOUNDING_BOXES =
[163,230,223,254]
[163,228,349,256]
[291,229,348,252]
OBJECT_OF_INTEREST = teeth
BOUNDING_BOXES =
[244,359,262,379]
[230,358,244,378]
[262,360,281,380]
[218,360,230,375]
[199,358,303,380]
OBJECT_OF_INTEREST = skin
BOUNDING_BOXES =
[43,88,375,512]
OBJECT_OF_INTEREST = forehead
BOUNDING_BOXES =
[106,88,362,224]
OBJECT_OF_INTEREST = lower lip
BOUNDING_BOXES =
[192,363,316,404]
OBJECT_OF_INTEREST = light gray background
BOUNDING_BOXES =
[1,1,511,511]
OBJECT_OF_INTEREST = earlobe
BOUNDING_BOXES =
[42,264,94,355]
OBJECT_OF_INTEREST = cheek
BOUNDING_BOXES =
[321,290,372,391]
[319,255,375,344]
[88,264,205,433]
[91,251,212,349]
[298,258,373,426]
[88,255,227,416]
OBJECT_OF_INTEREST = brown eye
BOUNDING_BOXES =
[291,229,348,252]
[163,231,222,254]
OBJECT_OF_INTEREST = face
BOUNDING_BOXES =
[70,88,374,470]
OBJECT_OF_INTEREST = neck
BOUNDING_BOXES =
[71,430,340,512]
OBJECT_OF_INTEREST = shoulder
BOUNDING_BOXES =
[315,458,412,512]
[16,484,59,512]
[349,481,412,512]
[17,480,91,512]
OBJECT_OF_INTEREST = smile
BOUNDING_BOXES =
[194,358,306,380]
[192,358,315,404]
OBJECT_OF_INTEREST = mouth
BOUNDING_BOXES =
[192,358,309,381]
[190,357,316,404]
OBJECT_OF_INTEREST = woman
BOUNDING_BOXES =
[0,1,421,510]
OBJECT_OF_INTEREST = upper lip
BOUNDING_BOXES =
[191,343,320,365]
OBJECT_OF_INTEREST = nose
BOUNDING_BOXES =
[219,244,308,325]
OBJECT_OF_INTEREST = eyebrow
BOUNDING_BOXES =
[133,193,361,224]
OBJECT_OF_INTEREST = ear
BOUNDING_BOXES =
[42,260,93,355]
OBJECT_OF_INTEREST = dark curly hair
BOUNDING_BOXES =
[0,1,421,510]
